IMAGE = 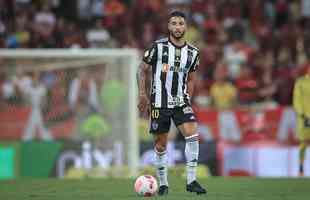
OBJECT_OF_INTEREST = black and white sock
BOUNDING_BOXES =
[185,134,199,184]
[154,148,168,186]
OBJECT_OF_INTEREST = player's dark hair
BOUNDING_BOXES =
[168,11,186,21]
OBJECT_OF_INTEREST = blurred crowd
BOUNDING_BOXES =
[1,0,310,109]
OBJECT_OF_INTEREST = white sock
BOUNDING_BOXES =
[185,134,199,184]
[154,148,168,186]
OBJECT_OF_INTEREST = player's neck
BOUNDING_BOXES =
[169,35,186,48]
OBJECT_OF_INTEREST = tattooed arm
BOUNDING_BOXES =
[137,62,151,96]
[187,71,197,97]
[187,51,199,98]
[138,43,156,116]
[137,61,152,116]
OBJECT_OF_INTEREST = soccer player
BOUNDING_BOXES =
[293,64,310,176]
[19,71,53,141]
[137,11,207,195]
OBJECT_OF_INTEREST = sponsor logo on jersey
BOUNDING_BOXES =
[169,66,187,72]
[162,64,187,73]
[168,96,185,106]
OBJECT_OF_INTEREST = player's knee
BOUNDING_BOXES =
[155,137,167,152]
[155,143,167,152]
[182,122,198,136]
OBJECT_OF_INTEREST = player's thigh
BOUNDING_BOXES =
[172,106,197,137]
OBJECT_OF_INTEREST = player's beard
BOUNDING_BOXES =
[170,30,185,40]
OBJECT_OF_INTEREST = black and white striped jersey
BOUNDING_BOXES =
[143,37,199,108]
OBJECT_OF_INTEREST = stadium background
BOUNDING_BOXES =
[1,0,310,181]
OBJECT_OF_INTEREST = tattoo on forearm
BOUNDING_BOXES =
[137,62,151,95]
[187,72,196,97]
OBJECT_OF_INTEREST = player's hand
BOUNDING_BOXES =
[138,94,150,117]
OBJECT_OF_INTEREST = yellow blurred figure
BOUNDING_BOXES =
[210,64,237,110]
[293,65,310,176]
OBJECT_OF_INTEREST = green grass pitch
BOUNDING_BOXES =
[1,176,309,200]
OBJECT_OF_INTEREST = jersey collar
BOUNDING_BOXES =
[168,36,187,48]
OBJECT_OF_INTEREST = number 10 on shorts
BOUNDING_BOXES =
[152,110,159,119]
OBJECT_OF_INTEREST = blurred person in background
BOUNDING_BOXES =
[223,37,248,80]
[2,67,31,105]
[68,68,102,113]
[199,19,222,83]
[209,63,237,110]
[86,19,111,48]
[210,63,240,143]
[32,4,57,48]
[68,68,102,139]
[293,64,310,176]
[13,67,32,93]
[62,21,87,48]
[256,52,278,107]
[1,72,17,105]
[235,64,258,105]
[19,71,53,141]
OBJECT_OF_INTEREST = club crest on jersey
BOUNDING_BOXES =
[151,121,159,130]
[183,106,193,114]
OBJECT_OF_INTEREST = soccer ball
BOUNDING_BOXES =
[134,175,158,197]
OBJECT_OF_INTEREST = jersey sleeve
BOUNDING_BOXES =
[142,43,157,65]
[189,52,199,72]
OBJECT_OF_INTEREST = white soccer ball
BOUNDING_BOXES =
[134,175,158,197]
